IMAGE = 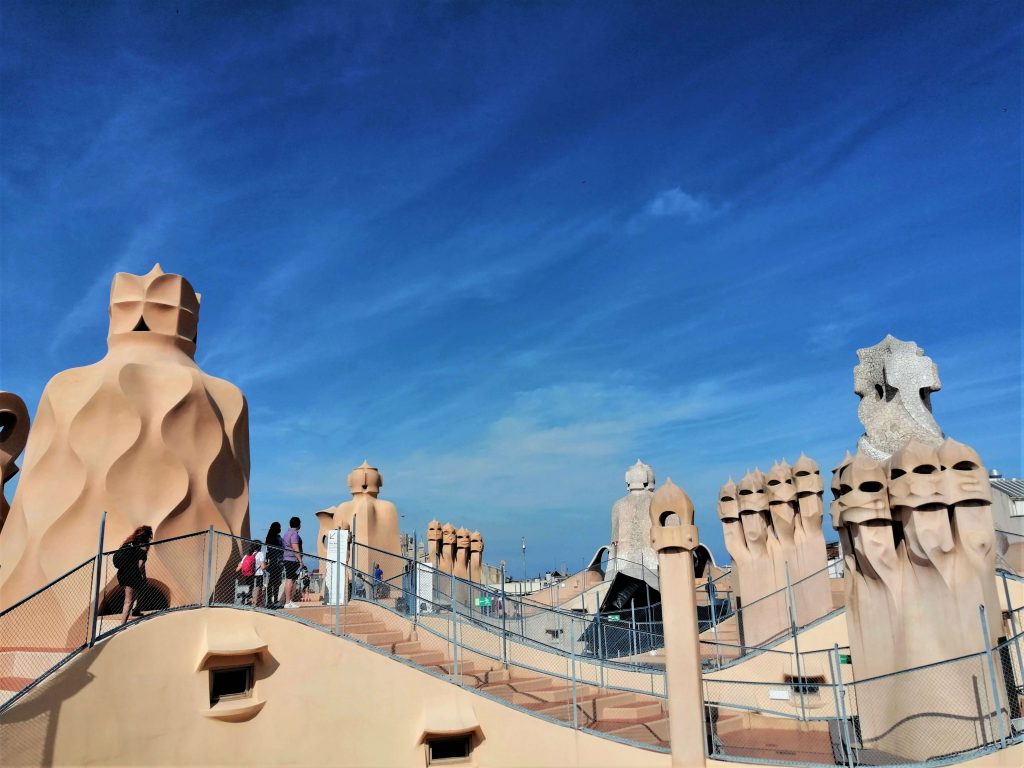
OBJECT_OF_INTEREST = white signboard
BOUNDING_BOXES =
[416,563,434,614]
[324,529,350,606]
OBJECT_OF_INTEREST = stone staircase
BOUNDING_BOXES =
[2,602,836,762]
[0,646,78,707]
[290,601,674,749]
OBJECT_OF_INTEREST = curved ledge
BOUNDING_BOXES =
[201,697,265,721]
[197,621,268,671]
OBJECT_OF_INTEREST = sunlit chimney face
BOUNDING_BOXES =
[108,265,200,355]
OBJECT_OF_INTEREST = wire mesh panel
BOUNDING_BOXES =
[0,558,95,710]
[846,652,1005,764]
[93,532,206,640]
[208,531,335,632]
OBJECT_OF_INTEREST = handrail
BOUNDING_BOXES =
[0,557,96,617]
[4,526,1021,768]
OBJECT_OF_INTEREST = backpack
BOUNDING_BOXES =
[113,545,133,570]
[240,554,257,578]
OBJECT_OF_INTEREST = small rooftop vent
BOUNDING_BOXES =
[990,469,1003,479]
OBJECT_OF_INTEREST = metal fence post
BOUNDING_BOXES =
[979,604,1007,747]
[570,614,578,728]
[204,525,215,606]
[334,527,342,635]
[87,511,107,647]
[451,571,459,681]
[831,644,856,768]
[1001,571,1024,694]
[708,571,722,667]
[500,563,508,667]
[785,561,807,721]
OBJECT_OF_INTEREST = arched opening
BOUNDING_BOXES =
[97,579,171,615]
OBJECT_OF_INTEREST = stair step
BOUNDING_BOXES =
[404,650,447,666]
[364,631,407,646]
[480,677,551,695]
[393,640,424,655]
[531,685,599,704]
[599,699,664,721]
[595,692,642,719]
[435,661,491,676]
[603,715,670,745]
[344,621,387,634]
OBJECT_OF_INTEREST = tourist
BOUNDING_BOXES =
[281,516,303,609]
[236,543,260,606]
[264,522,283,608]
[373,561,384,598]
[253,544,266,608]
[114,525,153,625]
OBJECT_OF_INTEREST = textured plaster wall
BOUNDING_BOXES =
[0,608,671,768]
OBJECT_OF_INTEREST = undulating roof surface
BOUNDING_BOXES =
[991,477,1024,500]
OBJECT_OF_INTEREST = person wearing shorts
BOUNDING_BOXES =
[281,516,303,608]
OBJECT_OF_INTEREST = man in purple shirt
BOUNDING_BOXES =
[281,516,303,609]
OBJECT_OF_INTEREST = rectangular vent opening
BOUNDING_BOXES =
[427,735,471,763]
[784,674,825,695]
[210,665,253,706]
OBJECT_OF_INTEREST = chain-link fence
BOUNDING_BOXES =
[93,531,207,640]
[3,525,1023,766]
[996,529,1024,575]
[0,558,96,711]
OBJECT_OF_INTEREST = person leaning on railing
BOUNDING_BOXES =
[264,521,284,608]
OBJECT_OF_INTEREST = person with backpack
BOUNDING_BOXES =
[236,544,260,605]
[253,545,267,608]
[114,525,153,625]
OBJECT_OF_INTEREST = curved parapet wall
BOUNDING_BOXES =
[0,608,669,768]
[0,265,250,609]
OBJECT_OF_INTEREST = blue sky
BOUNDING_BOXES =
[1,2,1020,575]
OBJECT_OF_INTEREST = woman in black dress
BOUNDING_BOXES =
[264,522,284,608]
[115,525,153,624]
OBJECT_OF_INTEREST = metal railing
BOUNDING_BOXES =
[706,629,1024,766]
[2,526,1022,768]
[996,529,1024,576]
[358,540,737,667]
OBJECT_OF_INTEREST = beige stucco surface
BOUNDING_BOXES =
[0,607,675,768]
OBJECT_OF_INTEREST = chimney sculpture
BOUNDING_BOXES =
[317,461,402,583]
[426,520,443,567]
[831,336,1005,760]
[791,454,831,624]
[469,531,485,584]
[649,478,705,768]
[0,265,250,611]
[609,459,657,583]
[0,392,30,533]
[454,527,471,604]
[734,469,788,644]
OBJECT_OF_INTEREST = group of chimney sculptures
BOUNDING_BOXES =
[0,264,1012,765]
[717,455,831,645]
[712,335,1006,761]
[425,520,486,598]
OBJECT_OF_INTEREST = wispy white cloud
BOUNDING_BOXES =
[47,211,177,358]
[644,187,713,220]
[626,187,726,233]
